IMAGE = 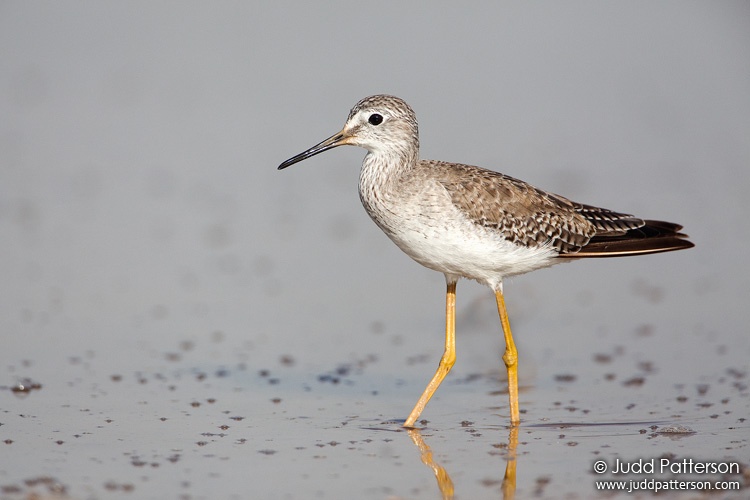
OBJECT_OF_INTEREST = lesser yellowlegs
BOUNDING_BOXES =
[278,95,693,427]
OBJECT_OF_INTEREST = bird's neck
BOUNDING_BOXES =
[358,149,417,214]
[360,149,418,183]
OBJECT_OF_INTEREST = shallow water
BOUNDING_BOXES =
[2,289,748,499]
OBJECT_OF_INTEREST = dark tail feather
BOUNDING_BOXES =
[557,220,694,258]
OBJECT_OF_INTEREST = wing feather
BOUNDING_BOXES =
[425,160,692,257]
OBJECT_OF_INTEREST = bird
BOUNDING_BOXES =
[278,94,693,428]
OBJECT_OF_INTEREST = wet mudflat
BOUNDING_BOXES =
[1,298,748,499]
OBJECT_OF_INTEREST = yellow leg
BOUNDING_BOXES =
[403,280,457,428]
[495,288,520,426]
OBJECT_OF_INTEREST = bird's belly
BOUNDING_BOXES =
[369,206,559,287]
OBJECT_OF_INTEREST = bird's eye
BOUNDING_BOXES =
[368,113,383,125]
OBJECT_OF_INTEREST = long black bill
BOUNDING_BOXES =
[278,131,348,170]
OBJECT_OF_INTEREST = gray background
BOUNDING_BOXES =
[2,2,748,499]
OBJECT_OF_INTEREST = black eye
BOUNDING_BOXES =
[368,113,383,125]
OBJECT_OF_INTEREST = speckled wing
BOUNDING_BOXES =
[428,160,691,256]
[429,161,595,252]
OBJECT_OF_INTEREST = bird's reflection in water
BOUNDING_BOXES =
[406,428,454,500]
[406,426,519,500]
[502,425,519,500]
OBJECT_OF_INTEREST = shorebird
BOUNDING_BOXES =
[278,95,693,427]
